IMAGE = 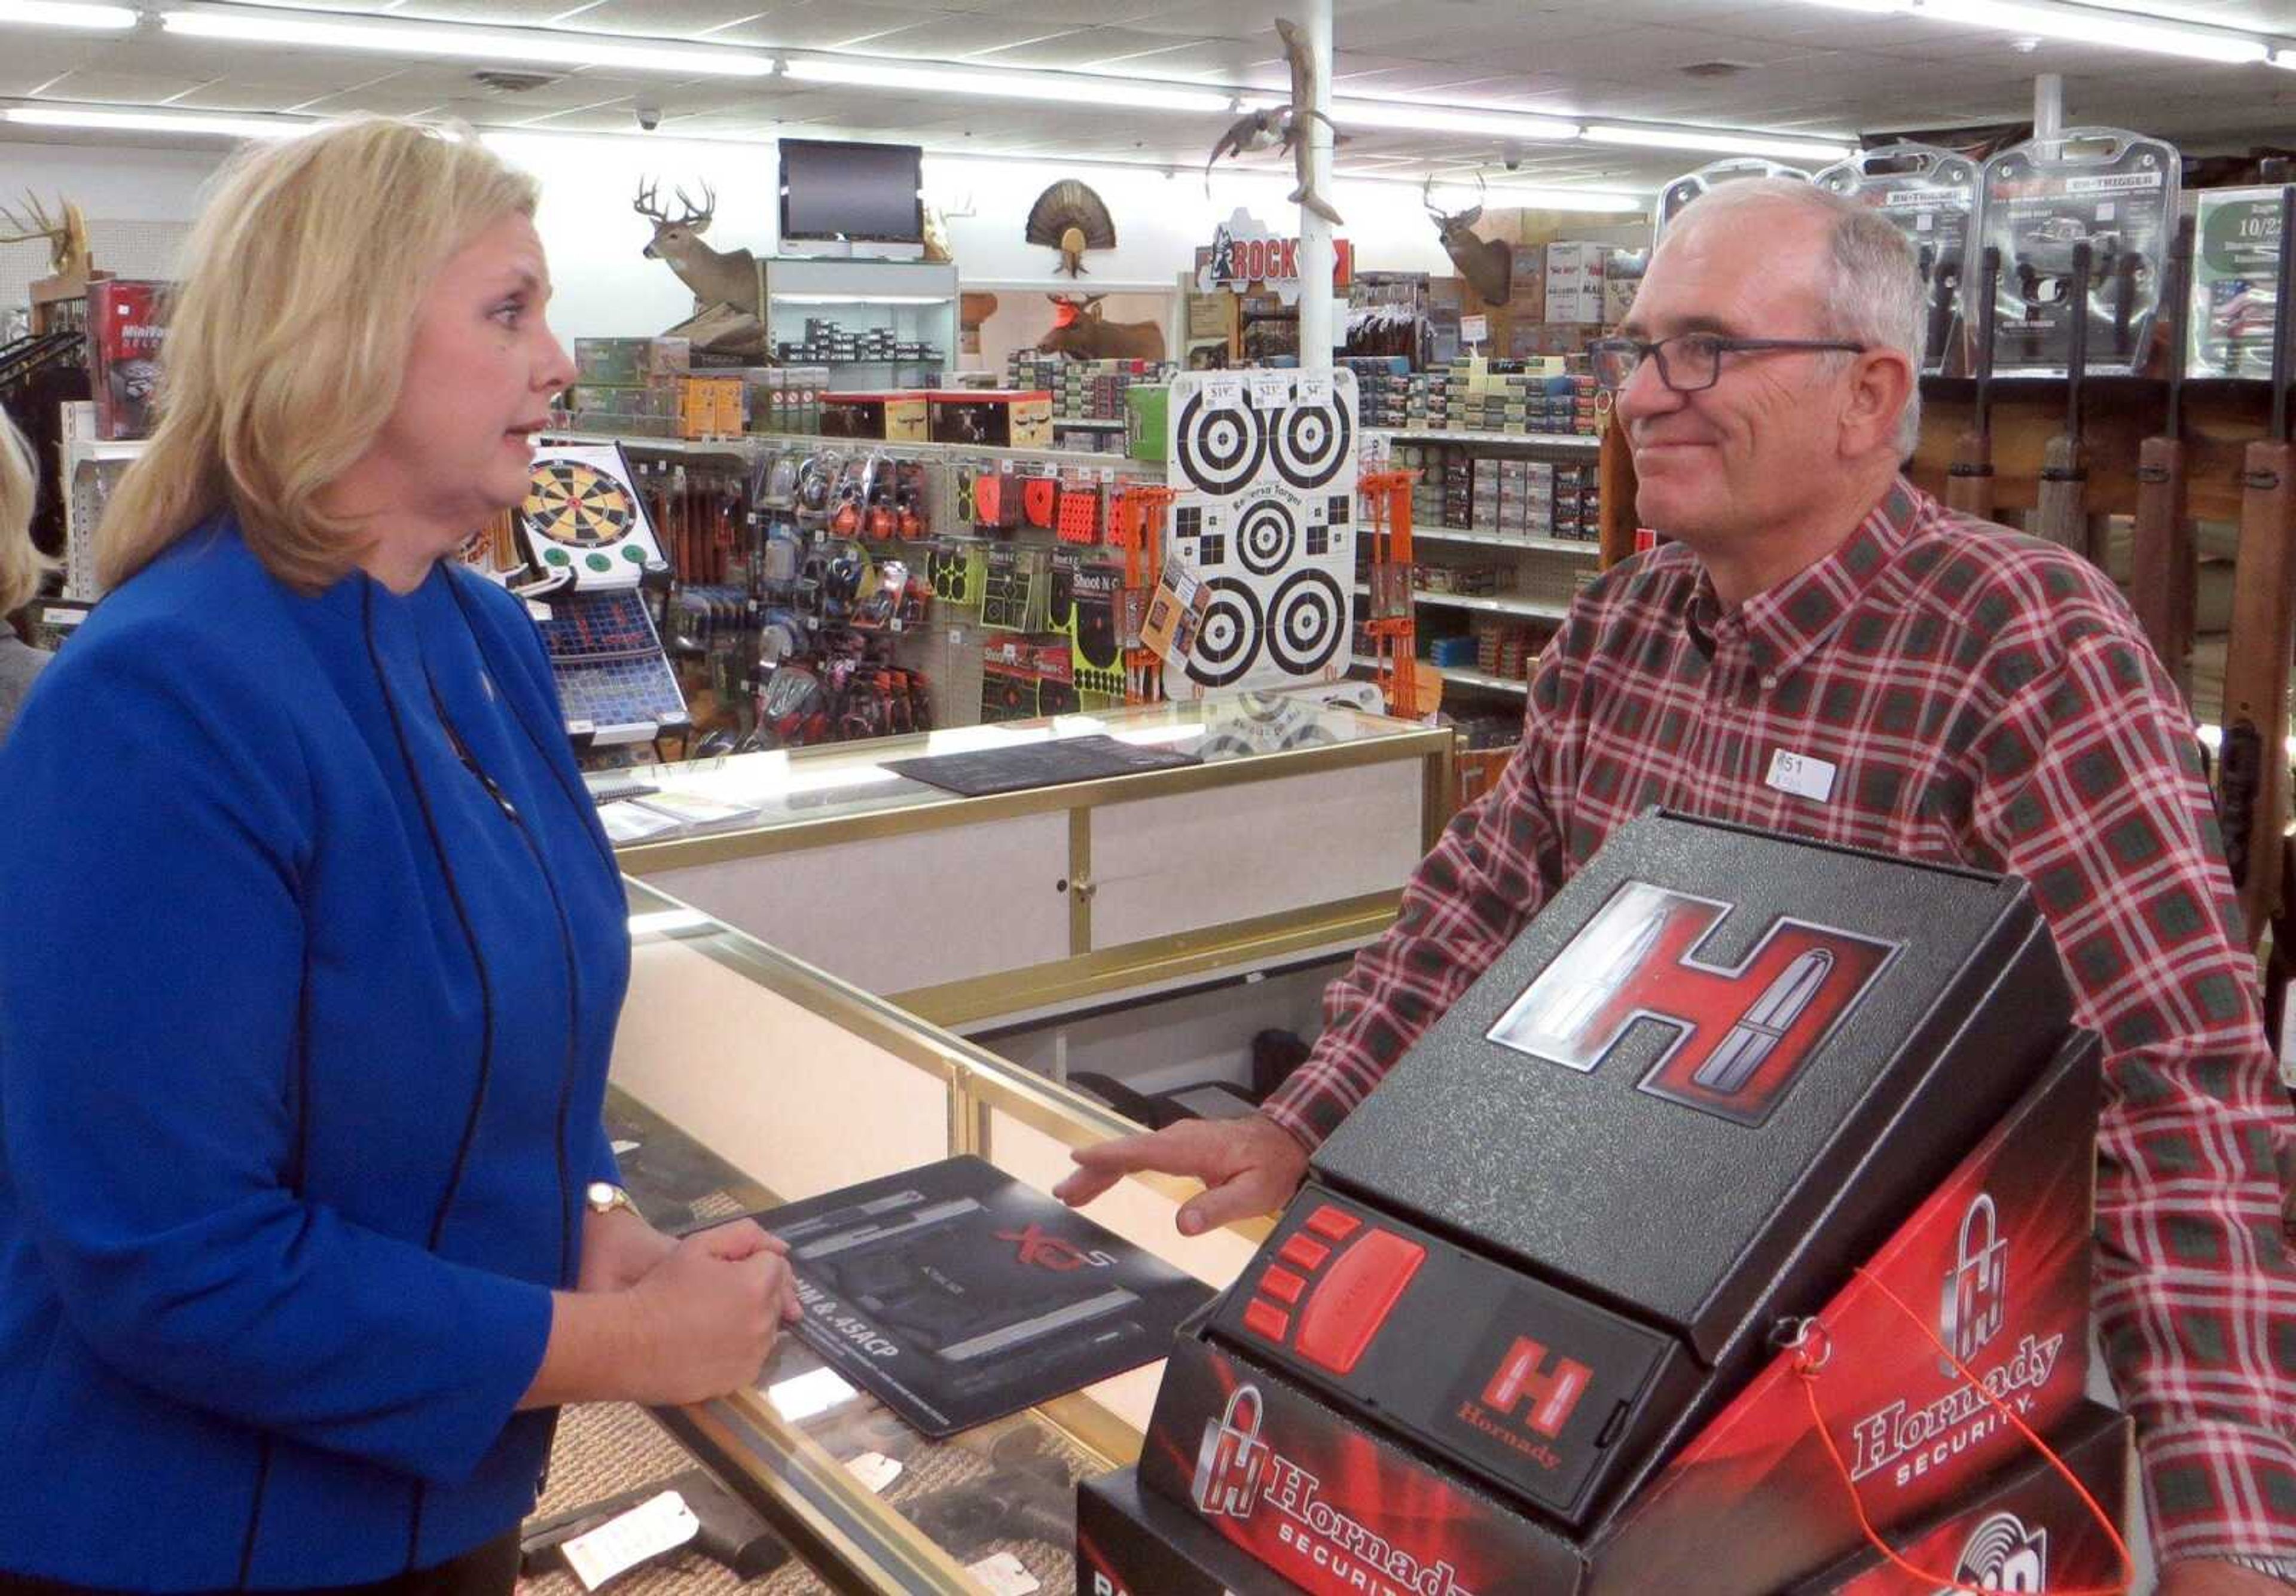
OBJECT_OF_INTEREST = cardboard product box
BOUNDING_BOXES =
[820,391,929,442]
[1791,1402,2129,1594]
[575,336,689,385]
[931,389,1052,448]
[85,279,169,441]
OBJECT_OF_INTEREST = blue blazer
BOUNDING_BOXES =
[0,517,630,1586]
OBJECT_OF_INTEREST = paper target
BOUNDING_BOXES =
[1186,578,1265,691]
[1174,388,1268,497]
[1266,569,1346,676]
[1164,370,1356,698]
[1271,397,1353,492]
[1235,495,1299,578]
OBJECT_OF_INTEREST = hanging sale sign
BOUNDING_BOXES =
[1196,209,1354,306]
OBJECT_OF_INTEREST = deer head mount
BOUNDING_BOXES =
[0,191,92,283]
[1425,175,1513,308]
[633,179,759,315]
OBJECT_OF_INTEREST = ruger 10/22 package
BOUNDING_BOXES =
[2191,185,2285,379]
[1976,126,2179,376]
[1817,144,1980,373]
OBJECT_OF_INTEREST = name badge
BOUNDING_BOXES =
[1766,748,1836,802]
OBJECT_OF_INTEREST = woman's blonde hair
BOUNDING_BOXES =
[96,118,538,593]
[0,409,55,620]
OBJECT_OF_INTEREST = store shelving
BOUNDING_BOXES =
[1352,581,1570,622]
[1349,652,1529,696]
[1369,426,1599,453]
[1414,525,1599,558]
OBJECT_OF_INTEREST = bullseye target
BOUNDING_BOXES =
[1175,389,1267,497]
[1186,578,1265,690]
[524,460,634,547]
[1271,398,1352,491]
[515,443,662,593]
[1266,569,1345,676]
[1236,496,1299,577]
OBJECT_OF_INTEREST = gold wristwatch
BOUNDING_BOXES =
[585,1180,640,1219]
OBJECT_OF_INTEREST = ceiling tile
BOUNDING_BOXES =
[30,71,218,105]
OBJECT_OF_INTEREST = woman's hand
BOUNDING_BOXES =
[575,1206,679,1294]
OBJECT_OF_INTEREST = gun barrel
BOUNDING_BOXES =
[2274,187,2296,441]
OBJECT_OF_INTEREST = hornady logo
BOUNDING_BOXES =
[1485,880,1897,1127]
[1942,1512,2048,1592]
[1452,1336,1591,1473]
[1939,1191,2008,1377]
[1190,1389,1478,1596]
[1847,1332,2065,1489]
[995,1224,1116,1271]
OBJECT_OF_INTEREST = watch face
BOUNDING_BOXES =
[586,1181,622,1212]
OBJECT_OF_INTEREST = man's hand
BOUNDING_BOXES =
[2159,1559,2295,1594]
[1053,1113,1310,1236]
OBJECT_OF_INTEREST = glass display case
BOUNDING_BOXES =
[758,257,960,395]
[605,694,1454,1033]
[610,875,1269,1594]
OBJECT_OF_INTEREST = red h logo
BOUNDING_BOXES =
[1486,881,1896,1127]
[1480,1336,1593,1439]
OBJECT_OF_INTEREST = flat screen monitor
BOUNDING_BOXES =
[779,139,925,245]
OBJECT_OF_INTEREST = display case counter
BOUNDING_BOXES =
[609,695,1452,1031]
[611,876,1266,1593]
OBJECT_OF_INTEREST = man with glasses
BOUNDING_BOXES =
[1061,178,2295,1592]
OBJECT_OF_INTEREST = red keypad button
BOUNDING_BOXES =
[1278,1233,1330,1271]
[1305,1204,1362,1241]
[1243,1299,1291,1342]
[1259,1266,1307,1305]
[1294,1229,1425,1376]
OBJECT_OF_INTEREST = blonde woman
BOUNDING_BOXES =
[0,121,796,1592]
[0,408,51,743]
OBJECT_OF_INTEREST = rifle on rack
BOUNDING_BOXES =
[2033,241,2093,554]
[1947,246,2001,520]
[2218,185,2296,948]
[2132,216,2197,700]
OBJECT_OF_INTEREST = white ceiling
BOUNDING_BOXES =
[8,0,2296,192]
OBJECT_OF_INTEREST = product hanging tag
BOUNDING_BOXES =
[767,1366,856,1423]
[965,1552,1042,1596]
[560,1490,700,1591]
[1765,748,1837,803]
[845,1451,903,1493]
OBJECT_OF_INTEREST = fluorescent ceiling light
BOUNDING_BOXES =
[0,1,136,28]
[1916,0,2266,63]
[1583,124,1854,161]
[1246,94,1578,142]
[161,7,773,77]
[4,106,314,139]
[1481,184,1644,212]
[782,57,1233,114]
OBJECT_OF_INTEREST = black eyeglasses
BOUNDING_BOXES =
[1588,332,1868,394]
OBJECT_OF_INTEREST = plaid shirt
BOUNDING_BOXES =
[1268,477,2296,1566]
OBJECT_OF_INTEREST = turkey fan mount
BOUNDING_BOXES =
[1026,181,1116,278]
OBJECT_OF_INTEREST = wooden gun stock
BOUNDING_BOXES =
[2222,439,2295,946]
[2130,434,2190,690]
[2032,242,2093,553]
[1946,245,2000,521]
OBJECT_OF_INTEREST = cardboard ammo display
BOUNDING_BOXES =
[1092,811,2112,1594]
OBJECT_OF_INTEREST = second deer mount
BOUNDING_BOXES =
[634,179,760,315]
[1037,295,1168,363]
[1425,176,1513,309]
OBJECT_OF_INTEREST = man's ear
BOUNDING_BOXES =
[1842,347,1915,457]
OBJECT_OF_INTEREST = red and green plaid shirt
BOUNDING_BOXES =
[1268,476,2296,1566]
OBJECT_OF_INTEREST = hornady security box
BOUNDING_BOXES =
[1096,810,2105,1595]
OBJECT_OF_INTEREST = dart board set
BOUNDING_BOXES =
[1163,369,1359,699]
[514,441,689,747]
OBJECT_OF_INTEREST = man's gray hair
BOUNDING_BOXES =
[1668,176,1926,456]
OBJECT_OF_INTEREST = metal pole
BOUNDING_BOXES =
[2034,72,2063,140]
[1297,0,1336,371]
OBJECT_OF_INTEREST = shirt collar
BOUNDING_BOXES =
[1686,475,1923,682]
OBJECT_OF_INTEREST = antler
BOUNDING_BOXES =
[672,181,715,227]
[1422,173,1485,228]
[0,191,64,246]
[633,179,668,222]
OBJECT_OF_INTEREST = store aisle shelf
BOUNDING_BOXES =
[1349,652,1529,696]
[1371,426,1599,453]
[546,428,1132,469]
[1352,581,1570,621]
[1413,525,1599,557]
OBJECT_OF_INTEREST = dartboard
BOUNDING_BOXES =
[1186,577,1265,691]
[1235,495,1299,578]
[1270,395,1353,492]
[523,460,637,548]
[1266,569,1345,676]
[1174,389,1267,498]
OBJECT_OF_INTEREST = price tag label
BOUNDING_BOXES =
[1250,371,1290,410]
[1205,376,1245,409]
[561,1491,700,1591]
[1765,748,1837,803]
[966,1552,1042,1595]
[845,1451,903,1493]
[767,1366,856,1423]
[1297,373,1332,404]
[1461,314,1489,343]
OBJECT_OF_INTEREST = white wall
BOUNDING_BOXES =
[5,129,1474,338]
